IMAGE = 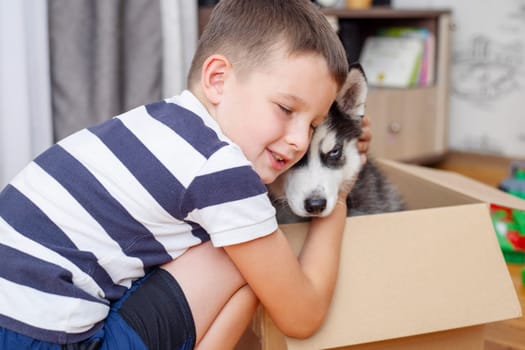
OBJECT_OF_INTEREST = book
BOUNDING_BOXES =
[359,36,424,88]
[378,27,435,86]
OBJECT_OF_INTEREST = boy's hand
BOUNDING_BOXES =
[358,115,371,165]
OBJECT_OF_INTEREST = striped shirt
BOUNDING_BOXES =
[0,90,277,344]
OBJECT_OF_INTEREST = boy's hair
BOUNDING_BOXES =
[187,0,349,90]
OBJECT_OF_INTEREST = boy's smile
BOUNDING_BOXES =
[268,149,288,171]
[211,50,338,184]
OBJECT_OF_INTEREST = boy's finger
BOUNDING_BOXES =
[360,154,367,165]
[361,114,371,127]
[359,129,371,142]
[358,141,369,154]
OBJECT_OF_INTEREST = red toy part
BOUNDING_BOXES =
[507,230,525,250]
[490,204,513,218]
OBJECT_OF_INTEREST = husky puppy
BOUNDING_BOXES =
[270,63,405,223]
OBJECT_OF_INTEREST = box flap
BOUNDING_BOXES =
[281,203,522,350]
[377,159,525,211]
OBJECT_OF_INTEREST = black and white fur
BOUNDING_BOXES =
[270,63,405,223]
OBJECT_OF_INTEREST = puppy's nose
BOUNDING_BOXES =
[304,198,327,215]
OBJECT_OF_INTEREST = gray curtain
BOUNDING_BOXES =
[48,0,163,140]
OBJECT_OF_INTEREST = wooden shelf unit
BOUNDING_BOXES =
[323,8,453,163]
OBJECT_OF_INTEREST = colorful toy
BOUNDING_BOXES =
[492,161,525,283]
[490,204,525,264]
[498,160,525,200]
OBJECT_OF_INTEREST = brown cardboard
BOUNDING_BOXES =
[254,320,486,350]
[377,159,525,212]
[242,159,524,350]
[329,326,485,350]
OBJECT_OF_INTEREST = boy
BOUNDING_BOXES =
[0,0,371,349]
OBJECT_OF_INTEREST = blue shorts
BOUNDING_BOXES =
[0,269,196,350]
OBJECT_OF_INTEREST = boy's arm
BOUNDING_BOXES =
[223,197,347,339]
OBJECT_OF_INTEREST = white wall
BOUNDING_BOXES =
[393,0,525,159]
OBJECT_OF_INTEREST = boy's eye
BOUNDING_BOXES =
[278,104,293,115]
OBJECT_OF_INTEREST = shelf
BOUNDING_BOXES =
[321,7,451,19]
[324,8,452,163]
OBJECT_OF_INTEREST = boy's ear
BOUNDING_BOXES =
[336,62,368,119]
[200,54,232,104]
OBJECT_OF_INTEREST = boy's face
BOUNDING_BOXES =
[214,51,338,184]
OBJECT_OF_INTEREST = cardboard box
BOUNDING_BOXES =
[236,159,525,350]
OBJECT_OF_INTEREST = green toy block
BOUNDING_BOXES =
[494,223,525,264]
[512,209,525,234]
[491,205,525,263]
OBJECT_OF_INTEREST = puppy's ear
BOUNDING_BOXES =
[336,63,368,119]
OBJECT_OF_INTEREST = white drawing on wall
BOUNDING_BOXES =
[509,0,525,23]
[393,0,525,158]
[452,35,523,104]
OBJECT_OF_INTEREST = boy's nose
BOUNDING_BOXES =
[286,124,310,153]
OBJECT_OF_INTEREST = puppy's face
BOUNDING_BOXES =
[281,121,361,217]
[269,63,368,217]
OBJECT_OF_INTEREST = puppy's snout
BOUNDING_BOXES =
[304,197,327,215]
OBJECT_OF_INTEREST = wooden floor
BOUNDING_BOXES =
[431,151,525,350]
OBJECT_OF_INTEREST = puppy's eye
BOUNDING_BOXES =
[328,146,342,160]
[321,143,344,168]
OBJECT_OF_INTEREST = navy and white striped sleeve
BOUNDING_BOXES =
[182,146,278,247]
